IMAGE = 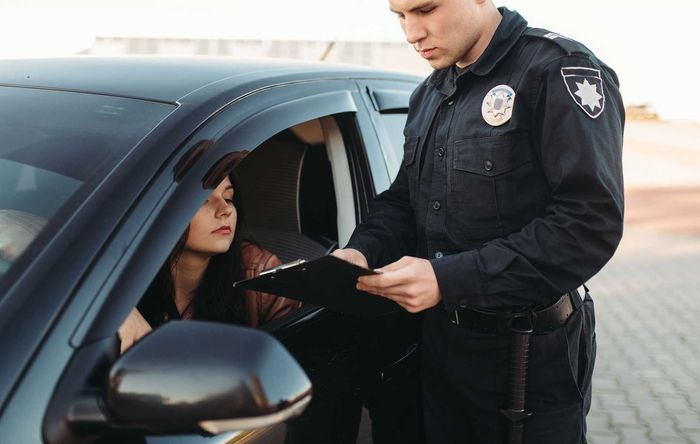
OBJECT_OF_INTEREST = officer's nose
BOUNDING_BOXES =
[403,17,428,45]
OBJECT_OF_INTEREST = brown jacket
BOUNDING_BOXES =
[240,241,302,327]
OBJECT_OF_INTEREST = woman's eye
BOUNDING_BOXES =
[225,198,234,205]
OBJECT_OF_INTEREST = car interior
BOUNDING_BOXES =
[235,122,338,262]
[233,116,356,332]
[124,115,356,336]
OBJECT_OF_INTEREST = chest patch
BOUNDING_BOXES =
[561,67,605,118]
[481,84,515,127]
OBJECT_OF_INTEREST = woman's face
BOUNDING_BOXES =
[185,177,237,256]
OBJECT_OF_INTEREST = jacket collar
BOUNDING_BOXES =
[427,8,528,95]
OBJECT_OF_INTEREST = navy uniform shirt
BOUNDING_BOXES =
[347,8,624,312]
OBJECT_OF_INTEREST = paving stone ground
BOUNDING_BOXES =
[357,223,700,444]
[586,225,700,444]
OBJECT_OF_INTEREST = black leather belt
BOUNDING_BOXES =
[449,290,583,335]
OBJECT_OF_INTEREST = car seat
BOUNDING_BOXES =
[235,130,338,263]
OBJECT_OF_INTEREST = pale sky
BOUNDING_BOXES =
[1,0,698,121]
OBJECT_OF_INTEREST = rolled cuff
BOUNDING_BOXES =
[430,250,486,311]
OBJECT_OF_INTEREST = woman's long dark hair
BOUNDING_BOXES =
[138,173,247,326]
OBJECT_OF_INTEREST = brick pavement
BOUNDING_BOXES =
[357,224,700,444]
[586,225,700,444]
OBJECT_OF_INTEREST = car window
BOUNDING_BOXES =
[377,113,408,180]
[0,86,175,282]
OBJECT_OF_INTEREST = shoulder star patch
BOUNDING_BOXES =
[561,67,605,118]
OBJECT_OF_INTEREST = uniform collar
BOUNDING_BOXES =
[427,8,528,95]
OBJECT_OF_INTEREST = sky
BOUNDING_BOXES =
[1,0,699,121]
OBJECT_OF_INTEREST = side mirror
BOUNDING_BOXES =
[104,321,311,434]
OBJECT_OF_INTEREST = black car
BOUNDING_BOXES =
[0,57,422,443]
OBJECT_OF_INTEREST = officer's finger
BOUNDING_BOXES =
[376,292,424,313]
[357,281,394,296]
[331,248,368,268]
[358,282,420,305]
[357,270,396,288]
[357,268,410,291]
[373,290,411,305]
[357,273,381,288]
[374,256,414,273]
[359,280,413,298]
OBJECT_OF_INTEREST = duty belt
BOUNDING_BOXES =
[448,289,584,335]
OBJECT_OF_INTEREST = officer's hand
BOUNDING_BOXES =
[357,256,441,313]
[331,248,369,268]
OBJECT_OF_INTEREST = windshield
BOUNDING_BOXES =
[0,86,175,281]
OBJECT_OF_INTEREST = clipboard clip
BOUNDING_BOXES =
[258,258,307,276]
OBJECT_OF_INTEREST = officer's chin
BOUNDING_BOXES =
[426,58,452,70]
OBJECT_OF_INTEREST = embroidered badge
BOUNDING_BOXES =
[561,67,605,118]
[481,84,515,126]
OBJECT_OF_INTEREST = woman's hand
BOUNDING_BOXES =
[118,308,152,353]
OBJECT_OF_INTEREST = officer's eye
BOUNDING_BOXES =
[418,6,435,14]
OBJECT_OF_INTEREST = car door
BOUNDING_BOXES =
[354,79,416,187]
[33,78,372,444]
[148,76,422,444]
[0,74,418,444]
[181,79,376,444]
[214,77,423,444]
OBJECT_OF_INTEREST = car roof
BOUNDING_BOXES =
[0,56,421,104]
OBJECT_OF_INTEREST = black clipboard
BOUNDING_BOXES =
[233,255,400,319]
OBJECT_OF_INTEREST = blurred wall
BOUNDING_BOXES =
[86,37,431,76]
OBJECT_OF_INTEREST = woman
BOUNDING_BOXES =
[118,174,301,352]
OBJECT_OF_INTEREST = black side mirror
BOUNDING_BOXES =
[103,320,311,435]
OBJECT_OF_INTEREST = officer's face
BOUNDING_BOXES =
[389,0,489,69]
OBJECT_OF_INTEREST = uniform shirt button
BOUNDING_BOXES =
[434,251,444,259]
[459,299,468,308]
[447,100,454,106]
[437,147,445,157]
[484,160,494,171]
[432,201,441,211]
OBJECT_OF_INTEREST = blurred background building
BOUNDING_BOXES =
[84,36,430,74]
[3,0,699,122]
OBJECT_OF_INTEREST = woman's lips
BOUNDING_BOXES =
[213,226,232,235]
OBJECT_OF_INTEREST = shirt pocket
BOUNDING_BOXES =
[448,133,535,240]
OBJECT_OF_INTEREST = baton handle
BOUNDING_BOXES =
[508,331,530,410]
[501,329,533,444]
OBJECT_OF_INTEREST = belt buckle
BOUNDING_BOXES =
[510,312,534,335]
[450,309,460,326]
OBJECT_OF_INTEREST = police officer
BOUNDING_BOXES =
[333,0,624,442]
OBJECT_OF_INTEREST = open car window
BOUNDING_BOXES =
[0,87,175,284]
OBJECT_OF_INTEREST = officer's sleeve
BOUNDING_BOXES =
[345,165,416,269]
[432,56,624,309]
